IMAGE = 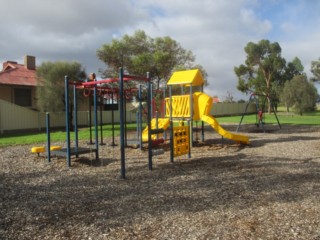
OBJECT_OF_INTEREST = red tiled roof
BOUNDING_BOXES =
[0,62,37,86]
[212,97,220,103]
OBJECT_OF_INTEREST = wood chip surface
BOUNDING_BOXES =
[1,124,320,239]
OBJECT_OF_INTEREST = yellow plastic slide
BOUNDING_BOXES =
[143,91,249,144]
[142,118,170,142]
[192,92,249,144]
[201,114,249,144]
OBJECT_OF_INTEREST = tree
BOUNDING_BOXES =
[223,91,235,103]
[281,75,318,115]
[36,61,86,129]
[234,39,286,112]
[311,58,320,82]
[284,57,304,80]
[310,58,320,102]
[274,57,305,111]
[97,30,207,90]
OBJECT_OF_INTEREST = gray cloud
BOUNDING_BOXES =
[0,0,144,34]
[0,0,152,76]
[1,0,319,100]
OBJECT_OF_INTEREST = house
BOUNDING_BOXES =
[212,97,220,103]
[0,55,37,109]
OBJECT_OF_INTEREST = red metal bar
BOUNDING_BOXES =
[123,74,149,81]
[151,138,165,146]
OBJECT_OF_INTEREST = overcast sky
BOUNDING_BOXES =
[1,0,320,100]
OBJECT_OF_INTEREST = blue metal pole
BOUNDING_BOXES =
[163,85,167,140]
[200,84,205,141]
[88,97,94,144]
[139,84,143,150]
[136,111,139,139]
[65,76,71,167]
[190,85,193,147]
[110,91,116,146]
[169,85,174,162]
[119,68,126,179]
[147,72,153,170]
[201,121,205,142]
[93,82,99,160]
[99,95,105,145]
[46,112,51,162]
[150,83,153,119]
[188,119,191,158]
[124,94,127,147]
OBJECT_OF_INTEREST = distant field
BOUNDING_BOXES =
[1,109,319,147]
[0,124,135,147]
[216,109,320,126]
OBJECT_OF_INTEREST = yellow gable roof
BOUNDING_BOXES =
[167,69,204,86]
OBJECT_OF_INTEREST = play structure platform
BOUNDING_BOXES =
[143,90,249,145]
[50,147,98,159]
[142,118,170,142]
[174,91,249,144]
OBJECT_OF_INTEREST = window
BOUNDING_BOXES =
[14,88,32,107]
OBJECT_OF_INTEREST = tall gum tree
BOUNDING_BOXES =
[311,58,320,83]
[311,58,320,100]
[96,30,207,90]
[234,39,286,113]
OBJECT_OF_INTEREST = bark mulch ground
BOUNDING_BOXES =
[1,124,320,239]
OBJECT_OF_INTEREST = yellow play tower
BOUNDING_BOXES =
[144,69,249,162]
[166,69,249,161]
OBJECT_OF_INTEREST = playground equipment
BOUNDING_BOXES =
[118,68,152,177]
[126,83,168,148]
[31,146,62,157]
[42,68,248,179]
[40,68,149,178]
[142,118,170,141]
[172,123,190,157]
[166,69,249,159]
[47,77,99,166]
[143,69,249,166]
[31,146,46,156]
[163,91,250,144]
[237,92,281,132]
[43,71,149,168]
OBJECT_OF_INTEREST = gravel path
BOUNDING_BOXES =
[1,124,320,239]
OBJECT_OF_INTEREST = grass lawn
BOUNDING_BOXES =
[216,109,320,126]
[1,109,319,147]
[0,124,136,147]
